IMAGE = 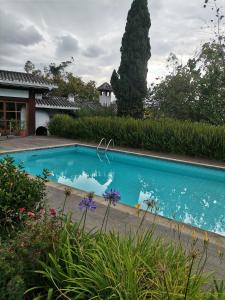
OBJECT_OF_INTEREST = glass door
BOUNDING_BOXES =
[0,101,26,135]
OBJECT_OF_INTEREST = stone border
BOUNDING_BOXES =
[1,141,225,247]
[0,143,76,154]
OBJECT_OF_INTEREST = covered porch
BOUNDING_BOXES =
[0,70,56,136]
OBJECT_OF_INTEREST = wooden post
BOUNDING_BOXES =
[28,90,36,135]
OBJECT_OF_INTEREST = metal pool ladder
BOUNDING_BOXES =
[97,138,107,151]
[97,138,114,152]
[105,139,114,152]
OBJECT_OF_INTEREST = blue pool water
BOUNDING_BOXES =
[2,145,225,235]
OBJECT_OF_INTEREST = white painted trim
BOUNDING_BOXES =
[0,88,29,98]
[35,104,79,110]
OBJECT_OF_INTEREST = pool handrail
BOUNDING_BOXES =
[97,138,107,151]
[105,139,114,152]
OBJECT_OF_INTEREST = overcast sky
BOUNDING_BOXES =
[0,0,223,86]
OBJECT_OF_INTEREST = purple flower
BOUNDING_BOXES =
[79,197,97,211]
[103,189,121,206]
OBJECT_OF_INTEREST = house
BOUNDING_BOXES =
[0,70,78,136]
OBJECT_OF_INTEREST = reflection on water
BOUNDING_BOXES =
[58,171,113,195]
[9,146,225,235]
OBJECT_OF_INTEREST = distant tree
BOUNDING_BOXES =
[24,58,74,82]
[23,58,99,101]
[195,0,225,123]
[44,58,74,82]
[24,60,43,77]
[195,42,225,123]
[111,0,151,118]
[166,53,180,76]
[50,73,99,101]
[203,0,225,46]
[147,1,225,124]
[149,41,225,124]
[24,60,36,74]
[148,56,199,120]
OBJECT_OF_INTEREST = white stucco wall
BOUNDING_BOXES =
[99,95,111,107]
[0,88,29,98]
[35,110,50,130]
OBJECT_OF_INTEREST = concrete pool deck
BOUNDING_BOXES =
[1,136,225,278]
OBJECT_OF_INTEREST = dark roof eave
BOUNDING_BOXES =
[0,80,57,90]
[97,82,113,92]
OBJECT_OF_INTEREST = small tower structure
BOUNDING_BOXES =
[97,82,113,107]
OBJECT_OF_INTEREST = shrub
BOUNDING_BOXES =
[0,210,61,300]
[0,157,48,234]
[49,115,225,161]
[75,104,117,117]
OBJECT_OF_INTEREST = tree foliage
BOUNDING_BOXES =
[24,59,99,101]
[148,1,225,124]
[111,0,151,118]
[51,73,99,101]
[44,60,73,82]
[148,42,225,124]
[24,60,35,74]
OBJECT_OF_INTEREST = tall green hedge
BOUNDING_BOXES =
[49,115,225,161]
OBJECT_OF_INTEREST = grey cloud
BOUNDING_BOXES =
[83,45,105,58]
[0,55,23,70]
[1,0,224,84]
[0,9,43,46]
[151,39,175,57]
[56,35,80,57]
[98,51,120,69]
[0,43,16,57]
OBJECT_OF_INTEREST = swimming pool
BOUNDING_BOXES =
[2,145,225,235]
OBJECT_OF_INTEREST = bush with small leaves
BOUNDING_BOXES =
[0,156,49,235]
[49,115,225,161]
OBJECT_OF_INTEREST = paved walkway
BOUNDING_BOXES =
[1,136,225,279]
[0,136,75,153]
[47,182,225,278]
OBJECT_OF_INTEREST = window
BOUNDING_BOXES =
[6,102,16,111]
[0,100,26,132]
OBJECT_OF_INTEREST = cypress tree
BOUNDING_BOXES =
[111,0,151,118]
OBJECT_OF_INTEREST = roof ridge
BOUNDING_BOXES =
[0,69,57,89]
[0,69,34,75]
[97,82,112,91]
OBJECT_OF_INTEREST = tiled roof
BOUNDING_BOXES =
[35,96,77,110]
[97,82,113,92]
[0,70,56,89]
